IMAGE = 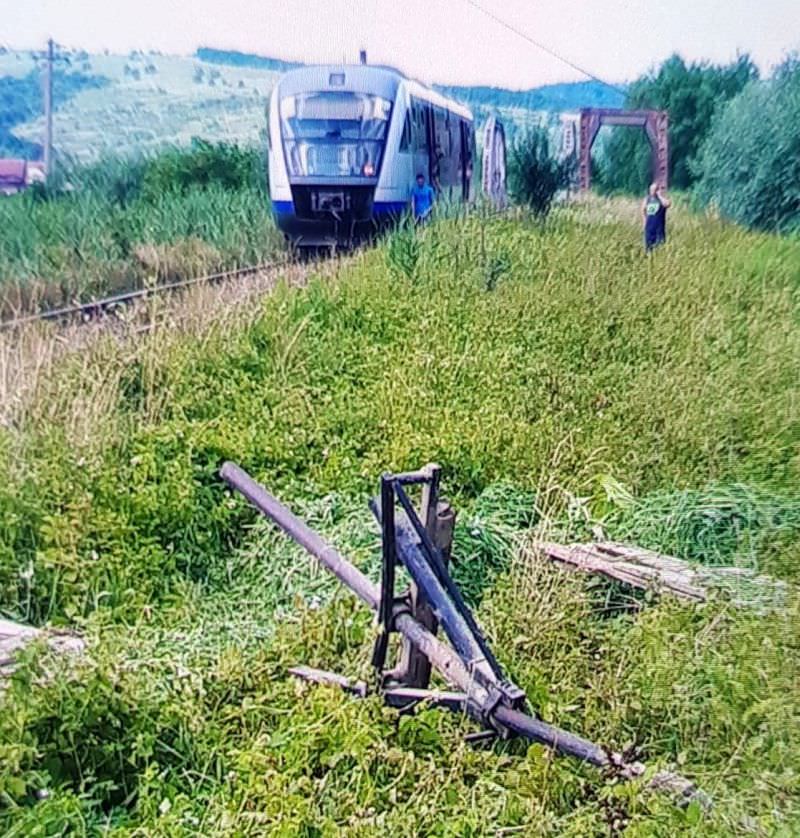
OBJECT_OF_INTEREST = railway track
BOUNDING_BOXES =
[0,260,291,332]
[0,208,513,333]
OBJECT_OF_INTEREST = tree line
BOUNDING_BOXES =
[510,53,800,234]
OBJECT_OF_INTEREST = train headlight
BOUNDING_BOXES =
[362,162,375,177]
[285,141,304,177]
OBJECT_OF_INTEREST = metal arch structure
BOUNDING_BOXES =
[578,108,669,191]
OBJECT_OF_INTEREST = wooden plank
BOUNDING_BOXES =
[594,542,691,574]
[535,542,707,601]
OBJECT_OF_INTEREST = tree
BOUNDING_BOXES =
[598,54,758,194]
[694,57,800,233]
[508,126,570,215]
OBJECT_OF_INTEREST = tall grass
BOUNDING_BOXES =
[0,142,282,314]
[0,203,799,834]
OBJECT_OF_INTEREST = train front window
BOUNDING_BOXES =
[280,91,392,177]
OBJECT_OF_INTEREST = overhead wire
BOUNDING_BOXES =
[460,0,629,98]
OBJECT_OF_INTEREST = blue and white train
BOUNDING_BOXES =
[267,64,477,248]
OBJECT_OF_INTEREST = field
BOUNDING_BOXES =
[1,201,799,835]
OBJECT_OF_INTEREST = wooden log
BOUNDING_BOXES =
[594,542,692,574]
[535,542,707,601]
[391,465,458,689]
[394,464,442,689]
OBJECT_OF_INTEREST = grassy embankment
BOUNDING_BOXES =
[0,142,283,316]
[0,201,799,835]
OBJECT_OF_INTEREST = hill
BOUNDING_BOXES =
[0,68,108,157]
[1,201,799,834]
[436,79,624,112]
[195,46,303,74]
[0,45,623,161]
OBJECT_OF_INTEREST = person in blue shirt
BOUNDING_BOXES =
[411,172,435,223]
[642,182,671,251]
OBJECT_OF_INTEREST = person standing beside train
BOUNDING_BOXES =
[642,182,671,251]
[411,172,435,224]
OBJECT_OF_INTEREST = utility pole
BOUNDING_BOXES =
[43,38,54,180]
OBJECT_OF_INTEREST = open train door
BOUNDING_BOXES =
[481,116,508,209]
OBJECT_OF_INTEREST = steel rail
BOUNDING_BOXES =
[0,261,289,331]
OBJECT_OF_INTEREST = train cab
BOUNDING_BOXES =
[268,64,476,248]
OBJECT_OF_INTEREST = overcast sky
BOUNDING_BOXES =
[3,0,798,88]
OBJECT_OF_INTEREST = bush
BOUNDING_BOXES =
[140,139,267,201]
[1,209,800,833]
[694,57,800,233]
[507,126,569,216]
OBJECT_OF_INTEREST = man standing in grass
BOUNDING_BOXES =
[642,182,671,251]
[411,172,435,224]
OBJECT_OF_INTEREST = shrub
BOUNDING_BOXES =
[507,126,569,216]
[694,57,800,233]
[140,139,267,201]
[386,221,421,280]
[0,143,278,309]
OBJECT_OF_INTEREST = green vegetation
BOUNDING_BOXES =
[695,57,800,234]
[195,47,303,74]
[0,141,280,313]
[508,126,571,215]
[592,53,800,235]
[597,54,758,194]
[0,68,108,157]
[1,204,798,834]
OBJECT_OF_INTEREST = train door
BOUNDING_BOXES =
[405,98,425,189]
[458,119,472,202]
[469,125,477,200]
[434,107,454,199]
[445,112,455,201]
[425,105,438,191]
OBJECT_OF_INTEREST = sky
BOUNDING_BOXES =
[2,0,798,88]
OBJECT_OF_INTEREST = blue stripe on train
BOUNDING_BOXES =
[271,200,409,216]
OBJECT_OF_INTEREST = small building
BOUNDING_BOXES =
[0,159,46,196]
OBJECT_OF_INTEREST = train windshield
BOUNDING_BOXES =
[280,91,392,177]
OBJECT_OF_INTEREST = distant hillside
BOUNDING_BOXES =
[196,47,624,113]
[0,69,108,157]
[195,47,302,74]
[435,80,625,113]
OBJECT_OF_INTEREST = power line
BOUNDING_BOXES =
[461,0,629,98]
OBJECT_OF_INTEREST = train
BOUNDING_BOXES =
[267,64,479,249]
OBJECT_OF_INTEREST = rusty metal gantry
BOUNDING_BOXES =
[578,108,669,191]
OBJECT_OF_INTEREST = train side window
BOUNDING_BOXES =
[400,111,412,152]
[414,101,428,152]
